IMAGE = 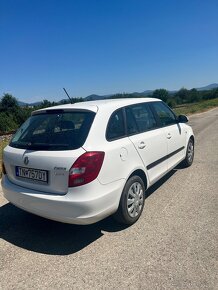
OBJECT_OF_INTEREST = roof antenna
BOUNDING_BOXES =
[63,87,73,104]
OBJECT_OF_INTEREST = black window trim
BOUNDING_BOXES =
[105,100,179,142]
[125,106,139,135]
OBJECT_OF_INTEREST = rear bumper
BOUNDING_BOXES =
[1,175,124,225]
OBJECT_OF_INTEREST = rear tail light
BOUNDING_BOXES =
[68,151,105,187]
[2,161,6,175]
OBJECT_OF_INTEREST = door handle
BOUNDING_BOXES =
[138,142,146,149]
[167,133,172,139]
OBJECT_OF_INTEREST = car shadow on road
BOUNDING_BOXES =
[0,203,129,256]
[0,168,180,255]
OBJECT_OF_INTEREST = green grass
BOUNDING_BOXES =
[173,98,218,116]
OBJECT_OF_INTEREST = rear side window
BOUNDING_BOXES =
[151,102,177,126]
[10,111,95,150]
[126,103,157,134]
[106,109,125,141]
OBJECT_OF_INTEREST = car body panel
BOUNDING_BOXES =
[128,128,168,184]
[163,123,187,170]
[2,98,194,224]
[96,137,145,185]
[3,145,86,195]
[2,174,124,224]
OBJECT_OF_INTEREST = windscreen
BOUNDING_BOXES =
[10,110,95,150]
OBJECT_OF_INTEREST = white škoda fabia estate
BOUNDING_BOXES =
[2,98,194,225]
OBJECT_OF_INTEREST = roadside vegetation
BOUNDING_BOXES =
[0,88,218,176]
[173,98,218,115]
[0,138,10,177]
[1,87,218,133]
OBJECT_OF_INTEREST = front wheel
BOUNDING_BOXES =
[113,176,145,225]
[182,138,194,167]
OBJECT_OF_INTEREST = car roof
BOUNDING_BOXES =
[33,98,161,114]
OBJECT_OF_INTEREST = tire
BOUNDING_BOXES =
[113,175,145,225]
[182,138,194,167]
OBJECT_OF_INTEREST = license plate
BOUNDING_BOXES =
[15,166,48,183]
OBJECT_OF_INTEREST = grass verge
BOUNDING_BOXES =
[173,98,218,115]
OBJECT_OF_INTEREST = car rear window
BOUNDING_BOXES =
[10,110,95,150]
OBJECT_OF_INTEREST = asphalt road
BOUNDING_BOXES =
[0,108,217,290]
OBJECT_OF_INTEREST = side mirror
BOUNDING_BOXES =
[178,114,189,123]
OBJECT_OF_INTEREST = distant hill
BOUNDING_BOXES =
[196,83,218,91]
[84,94,105,101]
[84,94,113,101]
[84,91,154,101]
[18,101,42,107]
[18,101,28,106]
[83,84,218,101]
[131,90,153,97]
[18,83,218,105]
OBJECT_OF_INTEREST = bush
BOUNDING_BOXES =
[0,112,18,132]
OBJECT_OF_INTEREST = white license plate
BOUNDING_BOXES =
[15,166,48,183]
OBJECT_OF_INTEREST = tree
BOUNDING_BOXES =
[175,88,189,103]
[0,93,18,110]
[189,88,200,103]
[152,89,169,102]
[0,112,17,132]
[41,99,52,108]
[166,98,177,108]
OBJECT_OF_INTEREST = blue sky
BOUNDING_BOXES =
[1,0,218,102]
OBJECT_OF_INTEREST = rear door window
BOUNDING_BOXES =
[126,103,157,134]
[10,110,95,150]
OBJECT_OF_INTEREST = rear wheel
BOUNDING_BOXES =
[182,138,194,167]
[114,175,145,225]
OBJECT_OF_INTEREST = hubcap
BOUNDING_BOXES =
[187,141,194,163]
[127,182,144,218]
